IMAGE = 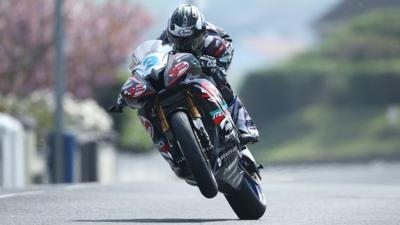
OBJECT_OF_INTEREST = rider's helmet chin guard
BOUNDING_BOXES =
[166,4,206,53]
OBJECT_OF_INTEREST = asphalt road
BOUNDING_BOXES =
[1,161,400,225]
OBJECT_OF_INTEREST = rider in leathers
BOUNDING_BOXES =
[161,4,259,140]
[112,4,261,178]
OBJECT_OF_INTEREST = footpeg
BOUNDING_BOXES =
[240,133,259,145]
[240,148,263,180]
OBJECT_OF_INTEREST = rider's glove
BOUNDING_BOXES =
[200,55,217,68]
[199,55,217,75]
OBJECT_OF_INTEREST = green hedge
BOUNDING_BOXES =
[241,9,400,125]
[240,9,400,163]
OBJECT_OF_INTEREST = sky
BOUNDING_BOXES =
[126,0,342,86]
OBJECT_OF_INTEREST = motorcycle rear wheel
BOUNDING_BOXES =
[225,173,266,220]
[170,111,218,198]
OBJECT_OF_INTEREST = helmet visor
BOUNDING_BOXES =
[168,30,204,52]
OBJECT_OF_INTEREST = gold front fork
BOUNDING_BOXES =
[156,98,170,132]
[156,92,201,133]
[186,91,201,119]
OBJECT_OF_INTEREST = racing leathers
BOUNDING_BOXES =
[158,22,259,143]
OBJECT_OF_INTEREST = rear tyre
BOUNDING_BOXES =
[170,111,218,198]
[225,173,266,220]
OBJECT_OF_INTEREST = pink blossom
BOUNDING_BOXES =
[0,0,152,98]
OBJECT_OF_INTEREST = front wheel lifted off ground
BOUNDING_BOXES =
[170,111,218,198]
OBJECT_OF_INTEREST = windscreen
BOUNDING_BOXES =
[129,40,173,77]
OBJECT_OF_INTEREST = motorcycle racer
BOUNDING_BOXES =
[157,4,260,168]
[160,5,260,144]
[110,4,262,177]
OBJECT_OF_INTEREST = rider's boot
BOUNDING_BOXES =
[228,97,259,145]
[228,97,263,177]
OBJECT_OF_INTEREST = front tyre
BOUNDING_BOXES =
[170,111,218,198]
[225,173,266,220]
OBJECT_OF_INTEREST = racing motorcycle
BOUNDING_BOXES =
[109,40,266,219]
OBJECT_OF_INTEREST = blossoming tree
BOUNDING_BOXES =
[0,0,151,97]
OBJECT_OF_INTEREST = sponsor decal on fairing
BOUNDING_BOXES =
[142,55,160,71]
[209,103,228,125]
[124,83,146,99]
[123,76,150,99]
[168,61,190,78]
[156,140,173,160]
[200,81,220,103]
[139,116,154,139]
[216,147,236,168]
[156,140,170,153]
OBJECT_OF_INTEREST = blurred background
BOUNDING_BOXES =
[1,0,400,188]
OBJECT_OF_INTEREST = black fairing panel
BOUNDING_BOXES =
[121,75,156,109]
[164,53,202,89]
[176,78,242,192]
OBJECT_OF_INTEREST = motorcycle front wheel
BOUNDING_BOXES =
[170,111,218,198]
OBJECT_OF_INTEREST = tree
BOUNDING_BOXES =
[0,0,151,98]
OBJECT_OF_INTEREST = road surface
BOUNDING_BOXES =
[1,158,400,225]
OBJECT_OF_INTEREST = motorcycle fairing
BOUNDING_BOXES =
[121,74,156,109]
[164,53,202,88]
[126,42,246,192]
[175,78,243,190]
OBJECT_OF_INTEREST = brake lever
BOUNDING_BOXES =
[107,104,124,113]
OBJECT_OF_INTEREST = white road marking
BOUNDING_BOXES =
[64,184,90,190]
[0,190,44,200]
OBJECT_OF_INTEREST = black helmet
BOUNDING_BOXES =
[167,4,205,52]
